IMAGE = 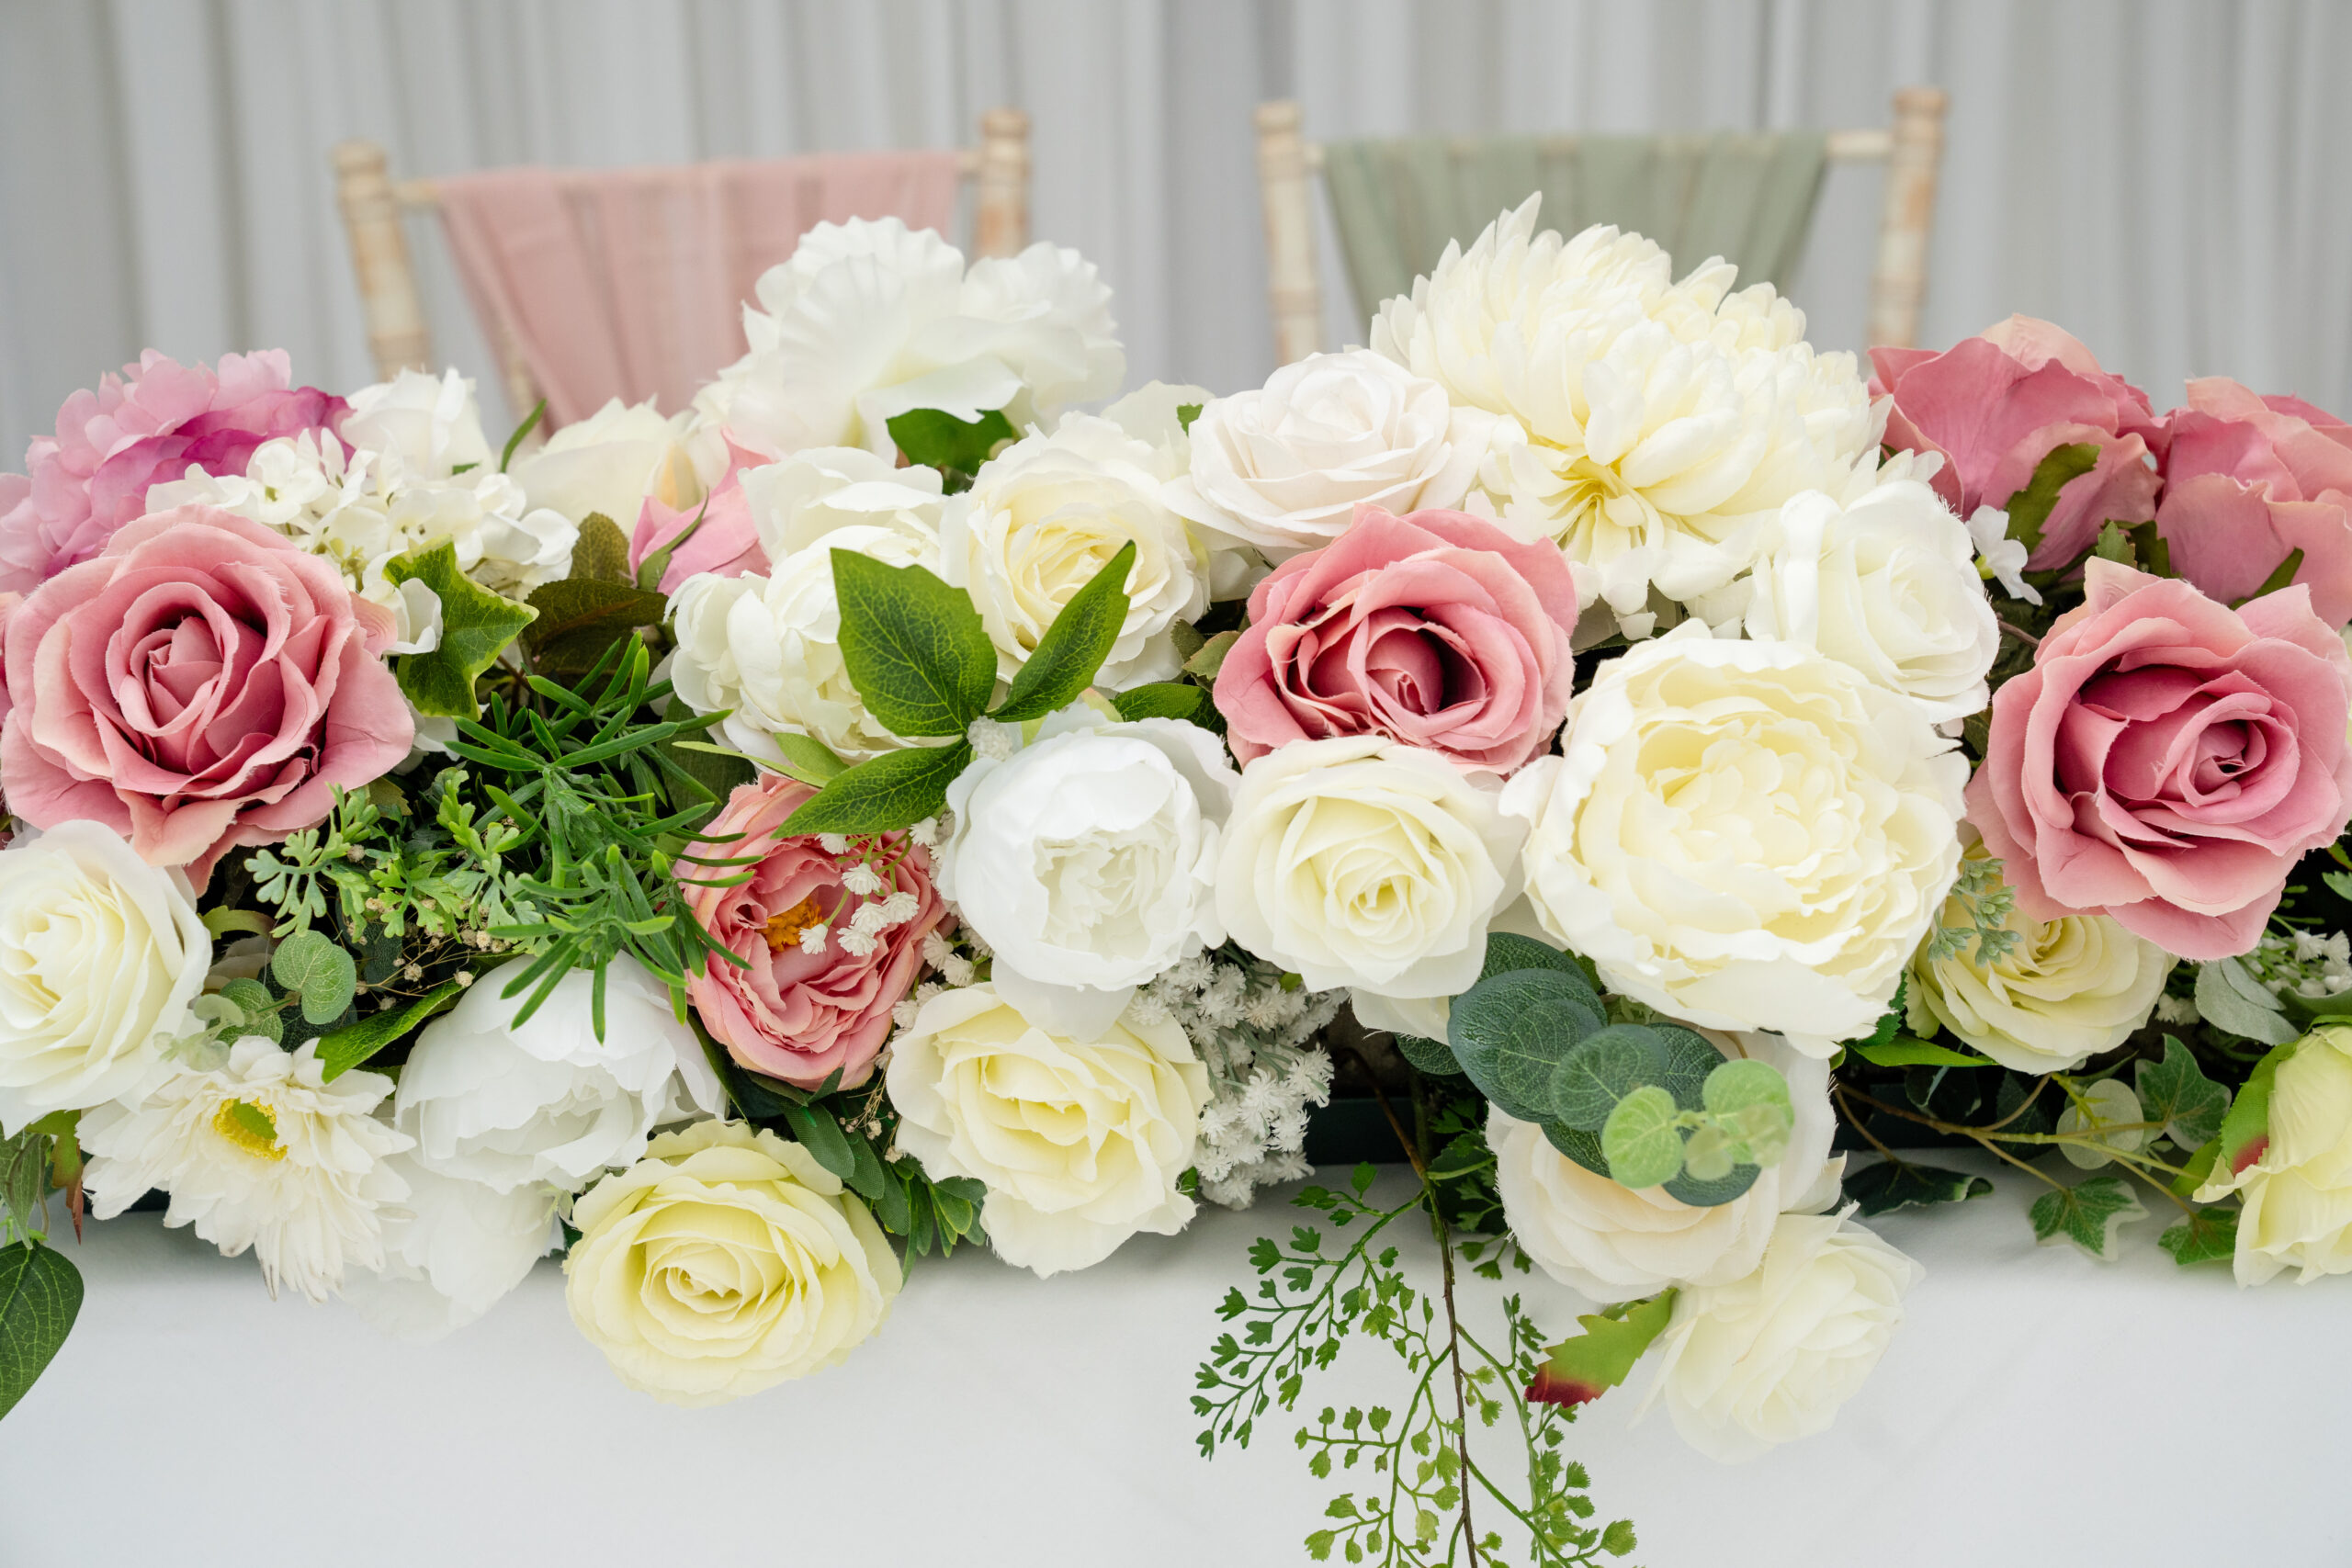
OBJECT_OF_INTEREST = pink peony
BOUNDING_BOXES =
[0,350,347,594]
[682,773,944,1089]
[628,434,771,595]
[1871,316,2165,570]
[1967,558,2352,959]
[0,505,413,886]
[2154,378,2352,626]
[1214,504,1586,773]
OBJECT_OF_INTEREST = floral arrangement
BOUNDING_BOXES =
[5,195,2352,1565]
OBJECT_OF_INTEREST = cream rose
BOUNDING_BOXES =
[508,396,701,527]
[1640,1210,1923,1461]
[885,984,1208,1278]
[0,821,209,1134]
[1170,350,1498,558]
[2197,1026,2352,1285]
[1506,623,1966,1055]
[565,1120,901,1405]
[1491,1032,1841,1302]
[1906,849,2173,1074]
[1216,737,1526,1000]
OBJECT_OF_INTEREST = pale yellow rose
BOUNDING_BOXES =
[2197,1027,2352,1286]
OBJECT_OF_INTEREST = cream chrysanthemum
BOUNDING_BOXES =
[82,1037,412,1303]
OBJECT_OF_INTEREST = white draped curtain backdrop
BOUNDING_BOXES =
[3,0,2348,458]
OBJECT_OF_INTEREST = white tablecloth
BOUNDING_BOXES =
[6,1156,2345,1567]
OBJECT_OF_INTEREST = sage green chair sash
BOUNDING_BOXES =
[1323,131,1829,326]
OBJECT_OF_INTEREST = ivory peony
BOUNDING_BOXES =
[1505,623,1966,1055]
[508,396,701,528]
[566,1121,902,1404]
[886,984,1209,1278]
[738,445,944,563]
[2196,1026,2352,1285]
[345,1153,557,1340]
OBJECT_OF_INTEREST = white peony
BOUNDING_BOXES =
[0,822,209,1134]
[1373,197,1876,618]
[81,1037,413,1303]
[940,388,1213,684]
[1170,350,1498,558]
[691,217,1122,462]
[1491,1032,1843,1302]
[1506,623,1966,1056]
[507,396,702,528]
[669,523,942,766]
[738,444,944,562]
[1216,736,1526,1000]
[886,984,1209,1278]
[1640,1209,1923,1461]
[393,954,724,1194]
[939,705,1238,1036]
[344,1153,557,1340]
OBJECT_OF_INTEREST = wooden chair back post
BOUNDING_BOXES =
[1866,86,1950,349]
[1255,100,1325,367]
[332,139,433,381]
[973,108,1032,258]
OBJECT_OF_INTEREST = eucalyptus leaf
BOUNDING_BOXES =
[1600,1085,1683,1190]
[1546,1025,1668,1133]
[1659,1162,1762,1208]
[1448,969,1604,1123]
[1393,1033,1465,1077]
[272,931,357,1025]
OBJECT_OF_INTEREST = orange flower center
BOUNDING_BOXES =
[763,895,829,953]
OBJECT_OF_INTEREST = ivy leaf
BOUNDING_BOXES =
[1110,682,1204,723]
[1448,969,1604,1123]
[523,578,671,679]
[2001,441,2103,558]
[567,513,633,583]
[1600,1085,1684,1190]
[781,740,974,836]
[887,406,1016,479]
[384,542,537,719]
[316,979,465,1080]
[0,1241,82,1419]
[2159,1207,2239,1267]
[1524,1290,1677,1408]
[991,542,1137,723]
[272,931,358,1025]
[1842,1159,1995,1217]
[1852,1036,1994,1069]
[2213,1037,2297,1184]
[2135,1035,2233,1149]
[831,551,998,738]
[2028,1174,2146,1260]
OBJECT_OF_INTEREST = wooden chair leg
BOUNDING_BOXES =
[1867,86,1949,350]
[332,140,433,381]
[974,108,1031,258]
[1256,99,1324,366]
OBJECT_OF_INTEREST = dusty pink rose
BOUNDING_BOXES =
[628,434,771,594]
[1214,504,1587,773]
[1871,316,2165,570]
[683,773,944,1089]
[0,505,413,886]
[2154,378,2352,626]
[1967,558,2352,959]
[0,350,346,594]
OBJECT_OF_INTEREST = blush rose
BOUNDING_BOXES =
[2155,378,2352,626]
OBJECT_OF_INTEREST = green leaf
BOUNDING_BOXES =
[216,976,276,1024]
[201,908,274,940]
[1110,682,1204,723]
[1701,1057,1794,1167]
[2213,1037,2296,1185]
[1853,1036,1994,1069]
[499,398,548,472]
[781,741,974,836]
[523,577,671,678]
[767,731,849,785]
[2027,1174,2146,1260]
[0,1241,83,1419]
[222,1099,278,1149]
[831,551,998,738]
[635,501,706,592]
[2194,957,2297,1045]
[1524,1289,1677,1408]
[567,513,633,583]
[272,931,357,1025]
[1600,1085,1684,1189]
[886,406,1016,477]
[2135,1036,2233,1149]
[2093,520,2135,565]
[1659,1160,1762,1209]
[1176,401,1204,434]
[780,1100,857,1184]
[316,979,466,1080]
[1600,1519,1638,1558]
[992,541,1137,723]
[1447,969,1605,1123]
[1546,1024,1668,1133]
[384,542,539,719]
[1184,629,1240,681]
[2159,1207,2239,1267]
[2001,441,2104,558]
[654,731,753,815]
[1842,1159,1994,1217]
[2234,546,2307,607]
[1392,1033,1464,1077]
[2171,1136,2220,1198]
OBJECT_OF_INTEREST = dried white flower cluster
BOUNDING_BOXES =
[2248,929,2352,1001]
[808,829,933,958]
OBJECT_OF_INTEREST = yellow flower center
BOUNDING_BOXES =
[213,1098,285,1162]
[763,895,829,953]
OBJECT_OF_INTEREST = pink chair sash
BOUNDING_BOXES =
[435,151,965,424]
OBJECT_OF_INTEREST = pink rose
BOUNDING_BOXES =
[1967,558,2352,959]
[0,350,347,594]
[1871,316,2165,570]
[683,773,944,1089]
[0,505,413,886]
[1214,504,1586,773]
[2154,378,2352,626]
[628,434,771,595]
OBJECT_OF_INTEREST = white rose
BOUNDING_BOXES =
[508,396,701,527]
[0,821,209,1134]
[1492,1032,1842,1302]
[394,955,724,1193]
[941,395,1211,685]
[1640,1210,1922,1461]
[344,1153,557,1340]
[566,1120,901,1405]
[2196,1026,2352,1285]
[1907,849,2173,1074]
[1169,350,1498,558]
[886,984,1209,1278]
[738,445,944,562]
[1713,482,1998,724]
[1217,737,1526,999]
[339,367,494,479]
[1506,623,1966,1055]
[669,523,941,765]
[940,705,1237,1036]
